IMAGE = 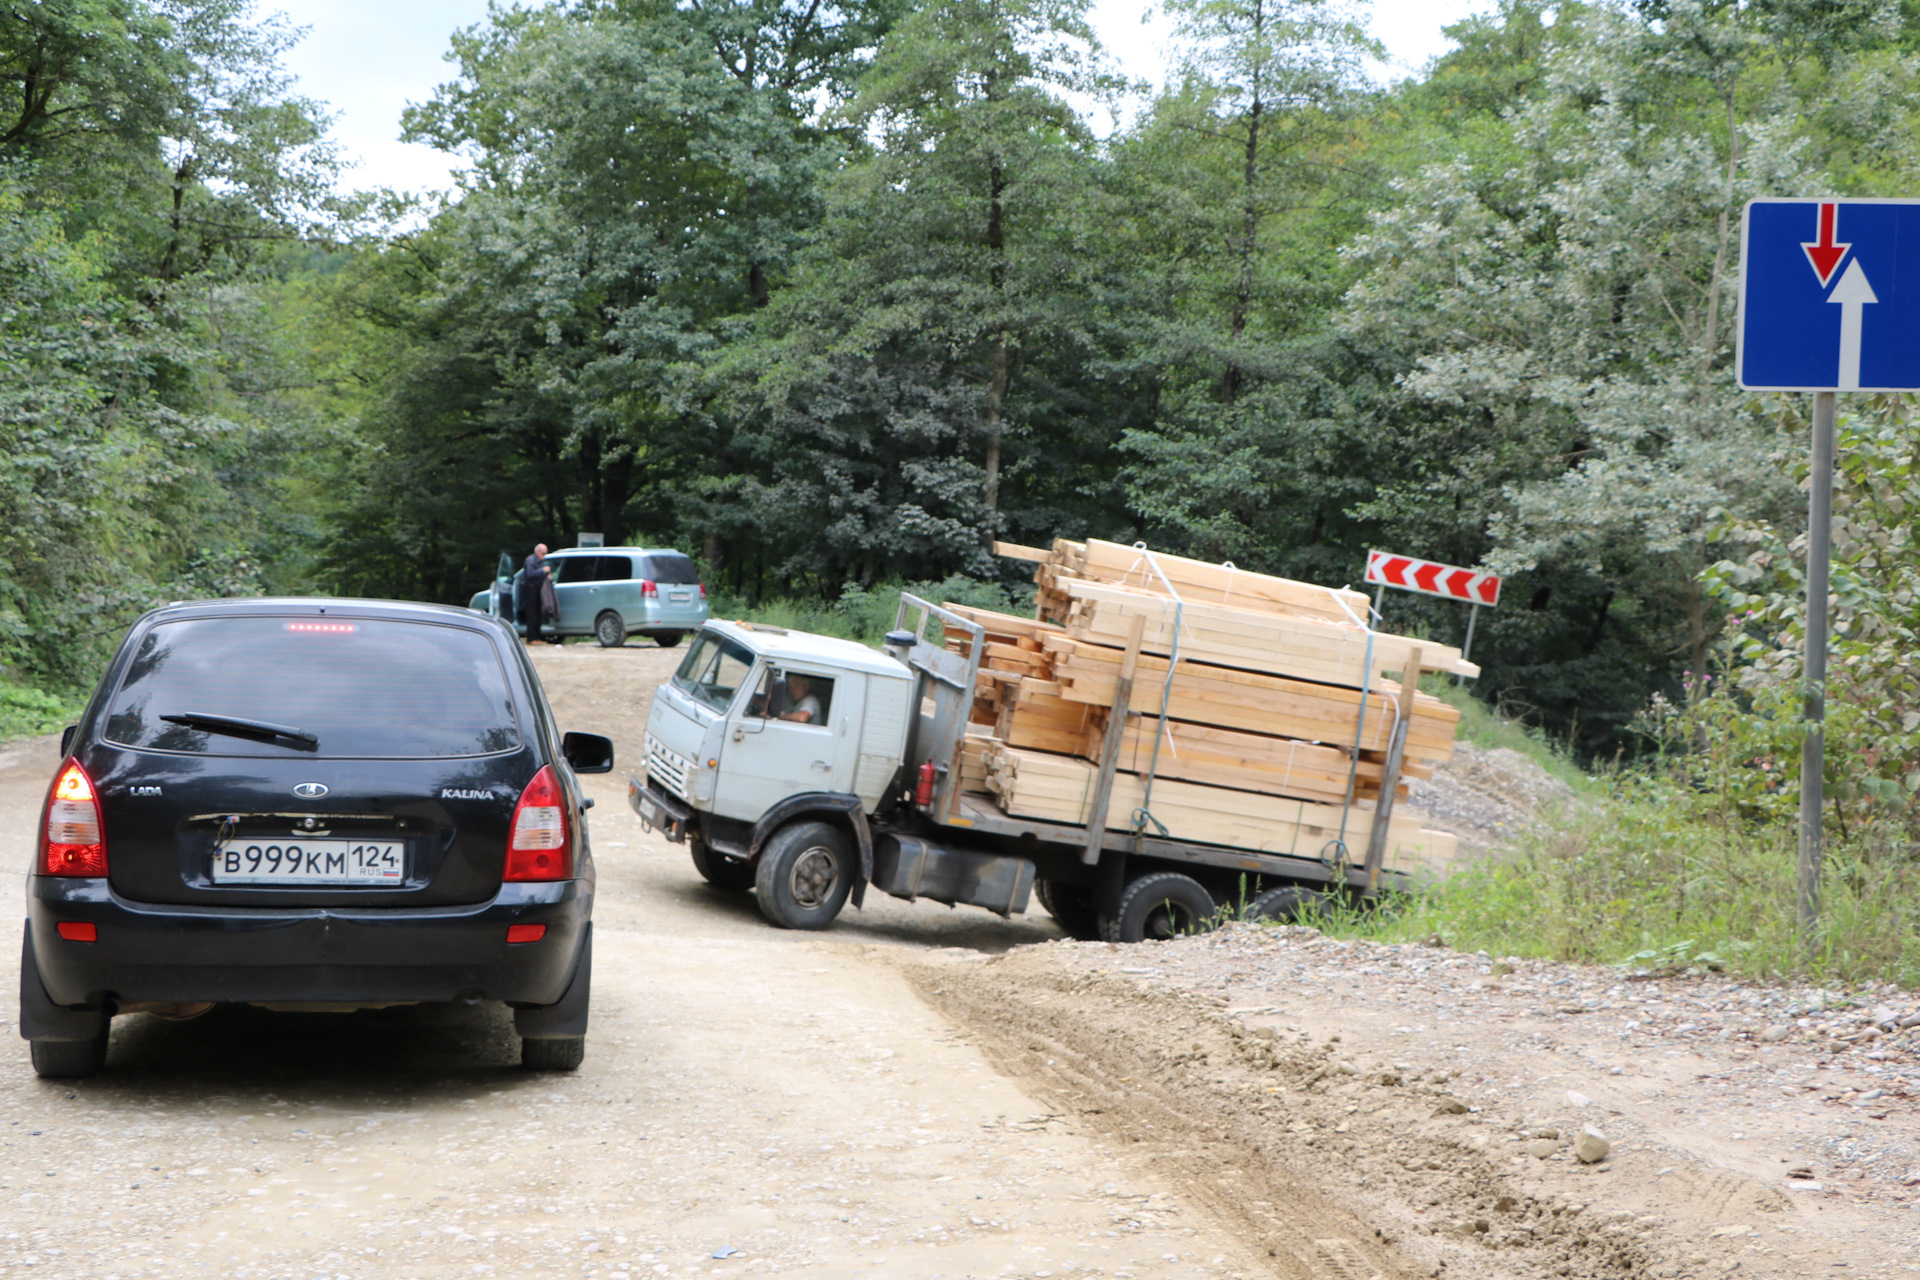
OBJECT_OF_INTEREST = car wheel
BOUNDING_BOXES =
[651,631,684,648]
[594,611,625,648]
[1034,878,1102,941]
[1107,872,1219,943]
[754,820,853,930]
[521,1036,585,1071]
[690,838,754,891]
[1245,884,1332,924]
[29,1027,108,1079]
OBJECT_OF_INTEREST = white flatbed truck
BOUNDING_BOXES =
[629,595,1422,941]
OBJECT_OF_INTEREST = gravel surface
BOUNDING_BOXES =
[915,926,1920,1280]
[3,639,1912,1280]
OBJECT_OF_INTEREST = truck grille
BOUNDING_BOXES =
[647,734,692,800]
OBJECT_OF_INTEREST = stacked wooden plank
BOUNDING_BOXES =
[940,544,1466,876]
[980,745,1456,878]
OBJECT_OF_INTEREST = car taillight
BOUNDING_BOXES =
[42,760,107,877]
[698,583,707,601]
[505,765,570,881]
[640,579,658,598]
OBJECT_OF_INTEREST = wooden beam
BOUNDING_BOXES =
[1082,614,1145,865]
[992,541,1051,563]
[1363,648,1424,887]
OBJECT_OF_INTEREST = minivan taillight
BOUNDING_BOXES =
[640,579,658,598]
[505,765,570,881]
[698,583,707,601]
[42,760,107,876]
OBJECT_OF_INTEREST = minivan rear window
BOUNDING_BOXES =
[103,618,521,758]
[641,553,699,585]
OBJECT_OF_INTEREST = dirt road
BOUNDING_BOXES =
[0,643,1267,1279]
[4,641,1915,1280]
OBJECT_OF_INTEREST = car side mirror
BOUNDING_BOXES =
[562,731,615,774]
[59,725,77,756]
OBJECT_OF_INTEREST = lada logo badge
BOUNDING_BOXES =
[292,782,329,799]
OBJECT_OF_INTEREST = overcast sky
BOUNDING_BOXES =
[271,0,1496,196]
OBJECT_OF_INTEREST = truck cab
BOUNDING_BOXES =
[631,612,1043,931]
[633,621,910,926]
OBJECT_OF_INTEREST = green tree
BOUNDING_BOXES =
[712,0,1121,587]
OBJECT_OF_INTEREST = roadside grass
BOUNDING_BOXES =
[1422,674,1593,793]
[1295,778,1920,990]
[0,678,83,744]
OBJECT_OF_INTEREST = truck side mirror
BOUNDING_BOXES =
[562,731,615,774]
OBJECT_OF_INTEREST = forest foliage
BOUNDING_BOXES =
[8,0,1920,794]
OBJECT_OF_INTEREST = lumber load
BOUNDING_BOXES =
[1045,637,1459,767]
[1004,538,1372,628]
[981,745,1457,877]
[1100,714,1405,807]
[1052,576,1476,681]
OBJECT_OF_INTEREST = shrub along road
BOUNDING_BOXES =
[0,641,1912,1280]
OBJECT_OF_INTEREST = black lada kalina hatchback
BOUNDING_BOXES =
[19,598,612,1079]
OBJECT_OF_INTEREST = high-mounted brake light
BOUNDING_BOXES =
[285,621,357,633]
[640,579,658,598]
[504,765,570,881]
[42,760,107,876]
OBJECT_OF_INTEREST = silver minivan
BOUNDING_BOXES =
[470,547,710,647]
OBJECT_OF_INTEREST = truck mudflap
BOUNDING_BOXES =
[870,834,1035,917]
[749,794,874,909]
[629,777,690,842]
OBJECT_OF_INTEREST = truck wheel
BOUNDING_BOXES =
[755,821,853,930]
[690,838,755,891]
[1035,879,1102,941]
[1106,872,1219,943]
[1246,885,1332,924]
[594,611,625,647]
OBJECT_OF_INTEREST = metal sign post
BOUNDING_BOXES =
[1737,197,1920,956]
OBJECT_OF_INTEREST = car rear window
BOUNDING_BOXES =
[641,553,699,585]
[103,617,522,758]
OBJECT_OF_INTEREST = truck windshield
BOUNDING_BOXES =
[672,632,756,712]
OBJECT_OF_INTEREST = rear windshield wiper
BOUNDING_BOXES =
[160,711,319,749]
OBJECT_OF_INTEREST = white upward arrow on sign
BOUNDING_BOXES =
[1829,258,1878,391]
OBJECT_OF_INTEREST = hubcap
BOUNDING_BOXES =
[788,846,839,909]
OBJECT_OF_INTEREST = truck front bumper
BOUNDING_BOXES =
[629,777,690,843]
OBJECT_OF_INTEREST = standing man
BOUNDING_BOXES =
[520,543,551,644]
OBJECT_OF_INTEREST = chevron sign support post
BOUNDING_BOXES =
[1364,551,1501,668]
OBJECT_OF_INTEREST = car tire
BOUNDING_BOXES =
[651,631,684,648]
[754,820,854,930]
[521,1036,585,1071]
[594,611,625,648]
[690,838,755,891]
[1245,884,1332,924]
[1034,879,1102,941]
[30,1028,108,1079]
[1106,872,1219,943]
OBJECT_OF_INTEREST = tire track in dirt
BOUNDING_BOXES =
[902,944,1660,1280]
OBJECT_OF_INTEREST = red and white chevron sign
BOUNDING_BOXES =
[1365,551,1501,607]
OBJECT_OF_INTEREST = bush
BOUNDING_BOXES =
[0,679,82,743]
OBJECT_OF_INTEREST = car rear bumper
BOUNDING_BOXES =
[26,875,590,1008]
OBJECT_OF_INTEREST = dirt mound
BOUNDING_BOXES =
[1409,742,1576,855]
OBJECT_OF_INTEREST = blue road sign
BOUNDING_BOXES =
[1738,198,1920,392]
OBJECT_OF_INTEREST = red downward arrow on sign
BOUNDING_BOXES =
[1413,563,1444,592]
[1803,202,1851,287]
